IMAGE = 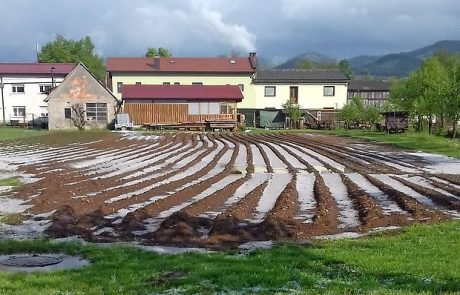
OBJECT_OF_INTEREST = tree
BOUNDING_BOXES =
[70,103,86,130]
[38,35,105,81]
[338,59,352,77]
[340,96,364,129]
[295,59,315,69]
[282,100,301,128]
[145,47,171,58]
[445,58,460,138]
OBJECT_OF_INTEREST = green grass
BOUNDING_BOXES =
[0,214,24,225]
[241,128,460,159]
[0,177,22,187]
[0,129,113,146]
[318,129,460,159]
[0,221,459,294]
[0,128,45,141]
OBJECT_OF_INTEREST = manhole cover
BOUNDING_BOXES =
[0,255,63,267]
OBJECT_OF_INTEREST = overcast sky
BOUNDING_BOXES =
[1,0,459,64]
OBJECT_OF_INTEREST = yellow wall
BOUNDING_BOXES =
[111,73,255,108]
[253,83,348,110]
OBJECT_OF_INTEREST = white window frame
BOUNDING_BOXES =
[117,82,123,93]
[12,84,25,94]
[264,86,276,97]
[39,84,52,93]
[86,103,108,122]
[323,86,335,96]
[13,106,26,117]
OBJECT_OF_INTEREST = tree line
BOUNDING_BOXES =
[390,52,460,137]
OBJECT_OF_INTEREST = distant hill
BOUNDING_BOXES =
[350,40,460,77]
[274,40,460,78]
[275,52,336,69]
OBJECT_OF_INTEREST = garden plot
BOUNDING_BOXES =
[1,132,460,248]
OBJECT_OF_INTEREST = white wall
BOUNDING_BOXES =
[253,83,348,110]
[0,75,65,125]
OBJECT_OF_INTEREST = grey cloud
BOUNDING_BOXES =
[0,0,459,63]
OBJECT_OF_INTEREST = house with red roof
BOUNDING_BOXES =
[106,53,256,128]
[0,63,75,127]
[121,84,242,129]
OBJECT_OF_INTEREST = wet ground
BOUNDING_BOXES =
[1,132,459,249]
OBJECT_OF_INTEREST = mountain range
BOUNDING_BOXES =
[272,40,460,77]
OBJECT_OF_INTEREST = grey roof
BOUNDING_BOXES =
[254,69,350,83]
[348,80,390,91]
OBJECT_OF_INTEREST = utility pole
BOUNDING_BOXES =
[0,76,5,126]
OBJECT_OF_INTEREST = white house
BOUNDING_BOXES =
[0,63,75,127]
[251,69,349,110]
[237,69,349,127]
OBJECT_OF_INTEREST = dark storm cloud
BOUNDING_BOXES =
[0,0,459,63]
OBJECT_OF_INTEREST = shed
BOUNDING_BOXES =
[121,84,243,127]
[45,63,120,130]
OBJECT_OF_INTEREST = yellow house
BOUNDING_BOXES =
[106,53,257,109]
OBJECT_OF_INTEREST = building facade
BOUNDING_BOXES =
[121,84,242,126]
[46,63,119,130]
[0,63,75,126]
[106,53,257,107]
[251,69,349,110]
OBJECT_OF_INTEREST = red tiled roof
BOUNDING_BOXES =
[122,85,243,102]
[0,63,76,75]
[107,57,255,73]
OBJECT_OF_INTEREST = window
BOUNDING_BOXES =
[174,82,180,85]
[323,86,335,96]
[192,82,203,85]
[13,106,26,117]
[86,103,107,122]
[238,84,244,92]
[40,106,48,117]
[39,84,52,93]
[163,82,170,85]
[64,108,71,119]
[12,84,25,94]
[188,102,199,115]
[199,102,209,114]
[209,103,220,114]
[117,82,123,93]
[220,103,235,115]
[135,82,142,85]
[264,86,276,97]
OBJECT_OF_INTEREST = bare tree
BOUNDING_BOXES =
[71,103,86,130]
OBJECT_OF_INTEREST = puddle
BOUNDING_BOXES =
[0,254,89,273]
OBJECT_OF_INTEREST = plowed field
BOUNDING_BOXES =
[1,132,460,248]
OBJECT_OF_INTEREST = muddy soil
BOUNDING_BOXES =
[1,132,459,249]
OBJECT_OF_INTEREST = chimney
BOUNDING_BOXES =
[153,54,160,68]
[249,52,257,69]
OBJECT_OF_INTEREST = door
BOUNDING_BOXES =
[290,86,298,104]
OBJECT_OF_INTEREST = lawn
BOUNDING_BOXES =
[319,129,460,159]
[0,128,45,141]
[0,128,112,145]
[0,221,459,294]
[243,128,460,159]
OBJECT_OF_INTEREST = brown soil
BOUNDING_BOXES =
[2,131,458,249]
